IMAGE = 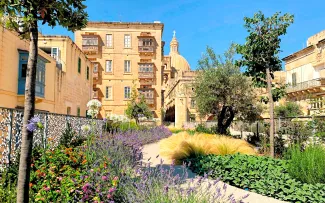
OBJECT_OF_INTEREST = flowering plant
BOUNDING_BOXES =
[26,116,44,132]
[87,99,102,118]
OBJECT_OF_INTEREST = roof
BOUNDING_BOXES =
[282,45,314,61]
[85,21,164,31]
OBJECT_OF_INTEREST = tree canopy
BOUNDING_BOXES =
[236,11,294,157]
[194,44,261,134]
[125,85,153,125]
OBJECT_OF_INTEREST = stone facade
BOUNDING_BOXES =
[283,30,325,115]
[0,27,93,117]
[38,35,93,116]
[0,27,56,111]
[75,22,164,119]
[74,22,198,126]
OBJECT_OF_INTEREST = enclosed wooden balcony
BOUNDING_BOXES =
[93,90,99,99]
[138,72,154,79]
[287,78,325,96]
[138,35,155,55]
[82,34,100,55]
[139,79,155,86]
[138,88,155,105]
[92,62,102,86]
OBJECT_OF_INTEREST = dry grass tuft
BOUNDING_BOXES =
[159,132,256,164]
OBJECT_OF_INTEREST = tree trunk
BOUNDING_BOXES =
[266,67,275,158]
[217,106,235,135]
[17,22,38,203]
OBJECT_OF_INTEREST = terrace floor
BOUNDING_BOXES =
[142,141,286,203]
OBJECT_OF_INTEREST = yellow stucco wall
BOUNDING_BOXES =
[38,36,93,116]
[0,27,56,112]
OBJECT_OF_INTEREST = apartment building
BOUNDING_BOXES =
[38,35,93,116]
[75,22,164,119]
[0,27,93,117]
[283,30,325,115]
[0,27,57,111]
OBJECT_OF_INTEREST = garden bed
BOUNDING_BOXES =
[186,154,325,203]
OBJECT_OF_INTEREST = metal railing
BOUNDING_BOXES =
[287,78,324,93]
[0,107,104,169]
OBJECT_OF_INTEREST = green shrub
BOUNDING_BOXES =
[286,144,325,184]
[59,122,85,147]
[274,102,303,118]
[195,124,212,134]
[187,154,325,202]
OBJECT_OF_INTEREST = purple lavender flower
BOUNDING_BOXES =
[26,116,42,132]
[103,118,107,122]
[26,122,37,132]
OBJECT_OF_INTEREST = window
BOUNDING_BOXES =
[86,66,89,80]
[124,34,131,48]
[292,73,297,86]
[77,107,80,116]
[105,86,112,100]
[141,38,153,46]
[78,57,81,73]
[93,63,98,73]
[124,86,131,99]
[106,34,113,47]
[124,60,131,73]
[190,99,196,108]
[106,60,112,72]
[18,52,46,98]
[51,47,59,61]
[67,107,71,115]
[82,36,98,46]
[139,63,154,72]
[21,64,27,78]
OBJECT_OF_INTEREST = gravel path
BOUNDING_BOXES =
[142,142,286,203]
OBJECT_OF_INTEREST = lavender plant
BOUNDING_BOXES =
[118,161,248,203]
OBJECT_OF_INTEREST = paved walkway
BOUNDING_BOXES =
[142,142,286,203]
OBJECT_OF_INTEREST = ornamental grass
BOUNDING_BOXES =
[159,132,256,164]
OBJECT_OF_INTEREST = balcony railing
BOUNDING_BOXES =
[93,91,99,99]
[138,46,154,53]
[144,98,154,105]
[139,72,154,79]
[287,78,324,93]
[140,79,155,86]
[82,45,99,54]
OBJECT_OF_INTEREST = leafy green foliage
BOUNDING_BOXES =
[59,122,85,148]
[286,144,325,184]
[194,44,261,134]
[275,102,303,118]
[125,85,152,125]
[0,0,88,38]
[236,11,294,92]
[187,154,325,202]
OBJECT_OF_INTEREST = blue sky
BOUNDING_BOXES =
[40,0,325,70]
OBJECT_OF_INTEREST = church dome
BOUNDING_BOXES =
[169,31,191,71]
[170,52,191,71]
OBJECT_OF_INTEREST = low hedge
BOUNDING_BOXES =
[187,154,325,203]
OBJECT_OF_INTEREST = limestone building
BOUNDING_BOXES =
[163,32,199,128]
[75,22,165,119]
[0,27,93,117]
[75,22,198,126]
[38,35,93,116]
[283,30,325,115]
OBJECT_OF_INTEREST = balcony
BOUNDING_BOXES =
[93,90,99,99]
[139,89,155,105]
[140,79,155,86]
[138,72,154,79]
[138,46,155,53]
[287,78,325,94]
[82,34,100,55]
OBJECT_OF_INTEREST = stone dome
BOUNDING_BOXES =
[169,31,191,71]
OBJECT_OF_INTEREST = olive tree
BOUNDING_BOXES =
[0,1,88,202]
[194,44,261,134]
